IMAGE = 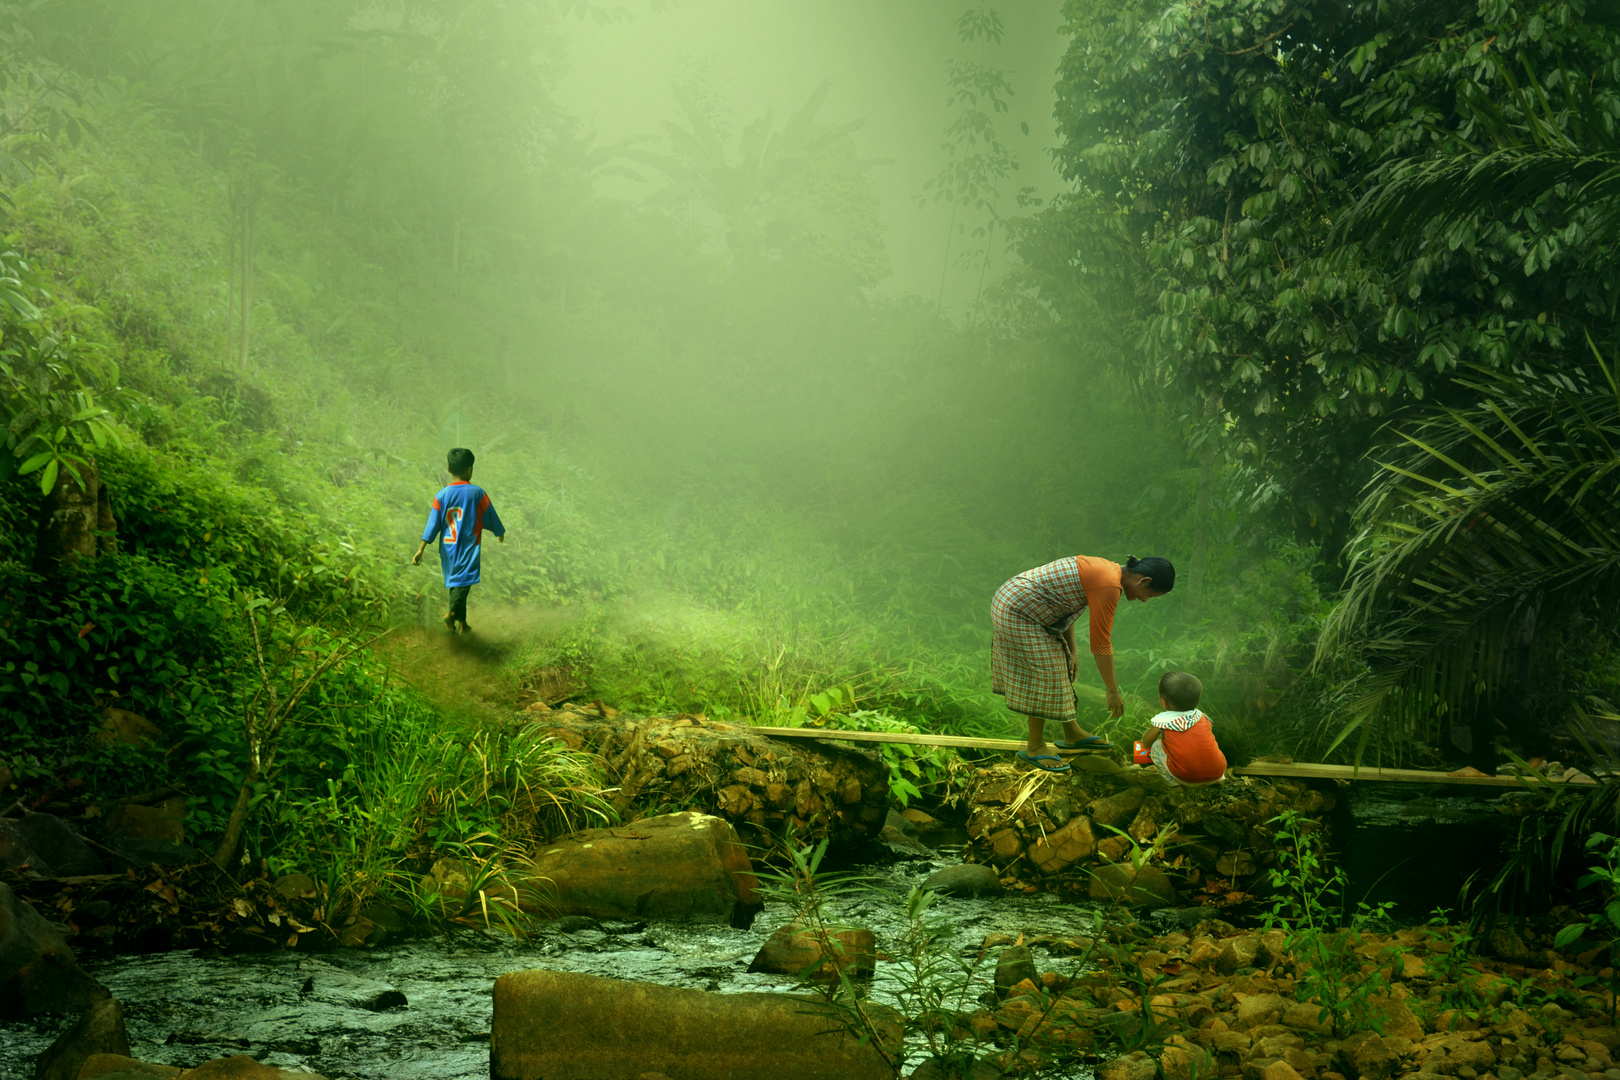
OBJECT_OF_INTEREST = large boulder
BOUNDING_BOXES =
[526,712,891,845]
[491,969,898,1080]
[0,814,104,877]
[33,997,129,1080]
[78,1054,183,1077]
[0,881,108,1018]
[103,798,195,866]
[516,812,763,928]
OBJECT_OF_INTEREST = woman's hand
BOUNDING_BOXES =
[1106,688,1125,718]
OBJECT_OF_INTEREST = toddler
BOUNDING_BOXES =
[1139,670,1226,786]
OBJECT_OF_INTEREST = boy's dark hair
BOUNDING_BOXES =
[1159,670,1202,711]
[1125,554,1176,593]
[447,447,475,476]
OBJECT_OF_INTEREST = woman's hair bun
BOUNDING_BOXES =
[1125,555,1176,593]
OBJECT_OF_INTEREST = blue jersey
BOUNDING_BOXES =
[421,482,504,587]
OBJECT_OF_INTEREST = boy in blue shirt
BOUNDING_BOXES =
[412,447,506,634]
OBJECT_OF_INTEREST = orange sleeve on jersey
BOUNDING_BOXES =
[1076,556,1123,655]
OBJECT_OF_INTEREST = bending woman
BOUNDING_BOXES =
[991,554,1175,773]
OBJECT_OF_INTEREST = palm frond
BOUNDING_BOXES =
[1342,65,1620,253]
[1316,344,1620,757]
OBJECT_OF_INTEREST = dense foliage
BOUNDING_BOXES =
[1027,0,1620,752]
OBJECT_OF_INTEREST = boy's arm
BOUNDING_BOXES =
[1139,726,1163,747]
[415,499,443,564]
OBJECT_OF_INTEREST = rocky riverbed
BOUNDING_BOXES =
[0,752,1574,1079]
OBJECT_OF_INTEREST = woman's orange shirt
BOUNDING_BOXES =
[1075,555,1122,655]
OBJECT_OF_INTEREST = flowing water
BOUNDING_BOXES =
[0,786,1522,1080]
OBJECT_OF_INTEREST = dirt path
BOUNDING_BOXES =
[377,602,579,722]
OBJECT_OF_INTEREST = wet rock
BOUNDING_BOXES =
[1339,1031,1410,1080]
[879,824,934,859]
[491,969,898,1080]
[335,917,383,949]
[922,864,1003,898]
[1027,815,1095,873]
[77,1054,182,1078]
[1281,1001,1333,1034]
[885,809,920,837]
[1259,1063,1306,1080]
[1087,789,1147,831]
[1096,1051,1160,1080]
[99,708,160,746]
[175,1056,329,1078]
[1087,864,1176,907]
[103,798,186,847]
[1162,1036,1215,1080]
[1153,907,1212,931]
[909,1057,1004,1080]
[1218,935,1263,975]
[519,812,763,928]
[747,922,877,980]
[1235,993,1288,1029]
[901,809,938,828]
[0,814,103,877]
[987,828,1023,862]
[993,945,1036,998]
[0,881,108,1018]
[271,874,317,901]
[33,997,129,1080]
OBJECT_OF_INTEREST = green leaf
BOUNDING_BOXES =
[39,458,57,495]
[1554,924,1587,948]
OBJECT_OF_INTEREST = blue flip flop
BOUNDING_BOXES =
[1055,735,1112,751]
[1016,750,1072,773]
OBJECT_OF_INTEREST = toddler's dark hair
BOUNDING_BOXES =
[1159,670,1202,711]
[1125,554,1176,593]
[447,447,475,476]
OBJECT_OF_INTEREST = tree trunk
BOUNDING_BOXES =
[212,762,262,873]
[33,462,107,576]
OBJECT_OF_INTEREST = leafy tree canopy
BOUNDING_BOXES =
[1029,0,1620,566]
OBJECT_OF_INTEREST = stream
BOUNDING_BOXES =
[0,784,1519,1080]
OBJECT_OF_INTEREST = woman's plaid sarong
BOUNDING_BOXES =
[990,557,1090,720]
